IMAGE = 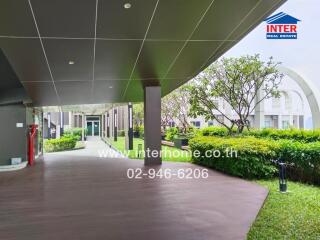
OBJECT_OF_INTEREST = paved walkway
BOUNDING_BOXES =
[0,138,268,240]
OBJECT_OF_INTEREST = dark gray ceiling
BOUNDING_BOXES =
[0,0,286,106]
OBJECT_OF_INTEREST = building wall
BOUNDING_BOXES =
[0,104,27,166]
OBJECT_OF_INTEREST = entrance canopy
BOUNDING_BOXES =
[0,0,285,106]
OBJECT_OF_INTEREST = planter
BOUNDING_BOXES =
[173,138,189,149]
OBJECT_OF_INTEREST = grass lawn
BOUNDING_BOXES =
[248,180,320,239]
[108,137,191,162]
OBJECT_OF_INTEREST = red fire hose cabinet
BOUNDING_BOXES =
[28,124,38,166]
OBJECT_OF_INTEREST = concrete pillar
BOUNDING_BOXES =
[289,115,294,128]
[81,113,85,141]
[124,103,134,150]
[60,112,64,136]
[47,112,51,139]
[114,108,118,142]
[106,112,110,138]
[128,103,133,150]
[278,115,282,129]
[254,89,265,129]
[144,86,161,165]
[69,112,72,128]
[101,114,104,138]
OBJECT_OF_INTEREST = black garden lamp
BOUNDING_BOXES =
[279,162,287,193]
[137,144,143,158]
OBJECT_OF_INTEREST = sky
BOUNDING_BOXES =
[224,0,320,89]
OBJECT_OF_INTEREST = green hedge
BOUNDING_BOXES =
[63,128,86,141]
[44,137,77,152]
[277,140,320,184]
[200,127,320,143]
[190,136,320,184]
[190,136,279,179]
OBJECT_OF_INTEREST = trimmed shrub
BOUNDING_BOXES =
[277,140,320,185]
[190,136,320,184]
[165,127,179,141]
[200,127,320,143]
[118,130,125,137]
[63,128,86,141]
[189,136,279,179]
[201,126,232,137]
[44,137,77,152]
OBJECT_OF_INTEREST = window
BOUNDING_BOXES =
[264,120,272,128]
[282,120,290,129]
[169,121,175,127]
[208,121,214,126]
[73,115,82,128]
[191,121,201,128]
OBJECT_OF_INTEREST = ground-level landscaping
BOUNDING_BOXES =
[44,128,86,153]
[248,180,320,239]
[107,137,191,162]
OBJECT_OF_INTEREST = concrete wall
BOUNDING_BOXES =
[0,104,27,166]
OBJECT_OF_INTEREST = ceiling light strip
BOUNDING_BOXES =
[91,0,99,98]
[160,0,216,84]
[0,35,239,42]
[121,0,160,99]
[27,0,61,103]
[0,35,38,39]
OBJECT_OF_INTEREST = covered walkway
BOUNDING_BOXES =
[0,139,268,240]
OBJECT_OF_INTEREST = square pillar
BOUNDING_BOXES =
[125,103,134,150]
[254,88,265,129]
[60,112,64,136]
[81,113,85,141]
[144,86,161,165]
[47,112,51,139]
[113,108,118,142]
[106,112,110,138]
[128,103,133,150]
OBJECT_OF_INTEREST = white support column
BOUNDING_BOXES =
[278,115,282,129]
[254,88,265,129]
[81,113,85,141]
[69,112,72,128]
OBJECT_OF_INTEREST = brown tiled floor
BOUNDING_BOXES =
[0,140,268,240]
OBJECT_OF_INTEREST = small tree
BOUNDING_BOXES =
[161,95,177,132]
[133,103,144,128]
[171,86,191,133]
[188,55,283,134]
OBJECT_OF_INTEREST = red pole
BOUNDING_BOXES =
[28,124,37,166]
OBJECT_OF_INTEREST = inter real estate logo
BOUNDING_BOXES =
[264,12,301,39]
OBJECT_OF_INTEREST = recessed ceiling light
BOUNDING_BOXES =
[109,86,113,89]
[68,61,75,65]
[124,3,131,9]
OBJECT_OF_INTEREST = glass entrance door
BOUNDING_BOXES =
[93,121,99,136]
[86,121,100,136]
[87,121,93,136]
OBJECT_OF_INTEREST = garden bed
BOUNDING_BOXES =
[189,136,320,185]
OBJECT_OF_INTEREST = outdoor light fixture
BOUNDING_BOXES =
[124,3,131,9]
[137,144,143,158]
[279,162,287,193]
[115,112,118,127]
[68,61,75,65]
[47,113,51,128]
[129,105,132,128]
